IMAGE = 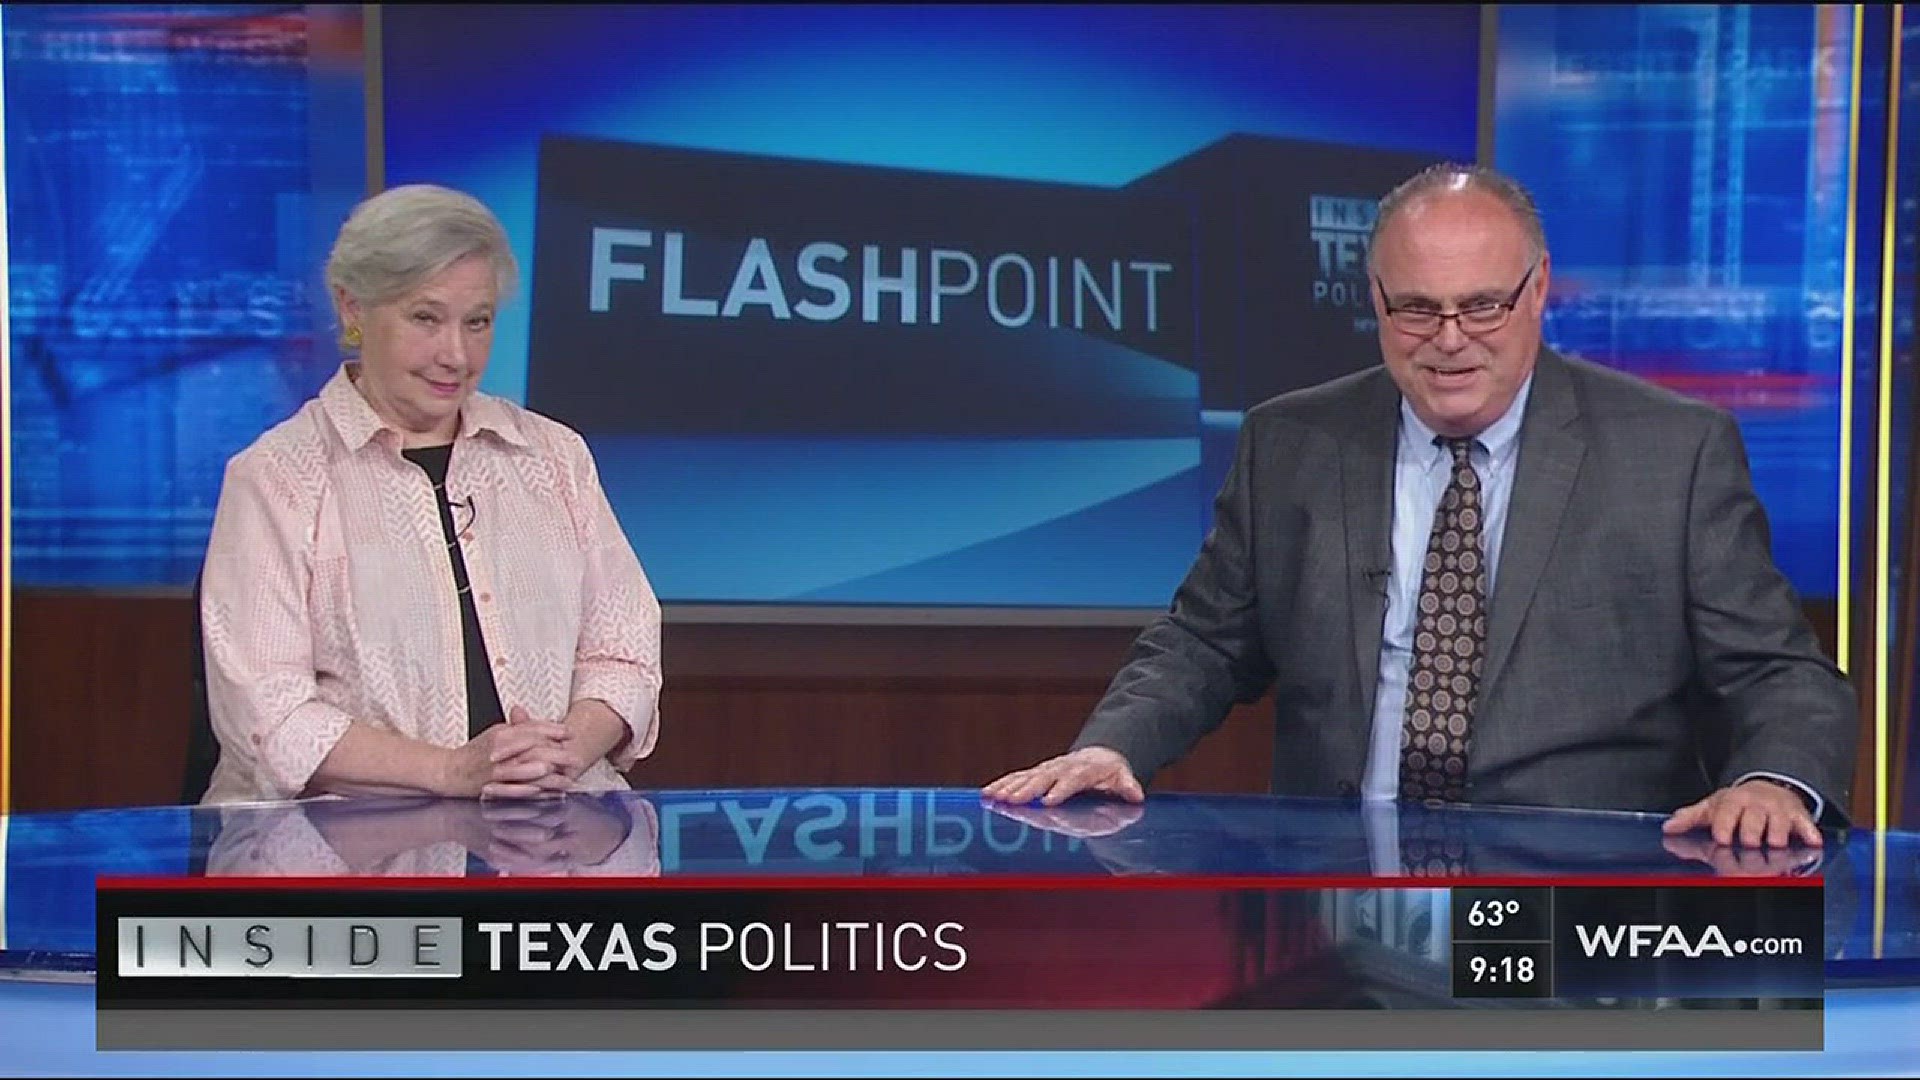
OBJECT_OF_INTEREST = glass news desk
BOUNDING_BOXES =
[1,789,1916,1075]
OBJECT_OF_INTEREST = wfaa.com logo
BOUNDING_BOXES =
[1573,924,1807,959]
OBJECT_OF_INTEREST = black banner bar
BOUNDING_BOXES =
[1450,884,1823,999]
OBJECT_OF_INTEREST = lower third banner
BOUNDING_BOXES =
[95,876,1824,1010]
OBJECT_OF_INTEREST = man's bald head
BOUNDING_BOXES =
[1367,163,1546,272]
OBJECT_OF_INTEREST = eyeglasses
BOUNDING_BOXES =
[1375,260,1538,339]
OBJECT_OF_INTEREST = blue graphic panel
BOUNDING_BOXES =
[8,6,1868,607]
[588,436,1202,606]
[380,3,1481,605]
[1894,12,1920,831]
[4,5,365,586]
[1496,5,1856,599]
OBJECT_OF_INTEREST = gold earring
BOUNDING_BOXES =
[341,325,362,349]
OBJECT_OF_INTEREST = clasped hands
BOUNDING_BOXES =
[441,701,630,800]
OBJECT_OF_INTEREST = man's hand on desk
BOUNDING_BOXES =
[981,746,1145,806]
[1660,778,1823,849]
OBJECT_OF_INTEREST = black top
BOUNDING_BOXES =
[401,443,507,740]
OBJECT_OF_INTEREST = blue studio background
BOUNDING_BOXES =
[1,3,1892,609]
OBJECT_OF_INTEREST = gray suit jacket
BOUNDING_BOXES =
[1074,348,1857,823]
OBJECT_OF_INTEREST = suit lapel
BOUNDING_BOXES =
[1481,348,1586,699]
[1342,372,1400,725]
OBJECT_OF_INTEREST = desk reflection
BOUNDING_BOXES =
[205,795,660,878]
[984,796,1831,879]
[986,797,1840,1007]
[0,789,1903,982]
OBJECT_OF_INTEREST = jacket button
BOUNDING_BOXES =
[1336,781,1357,797]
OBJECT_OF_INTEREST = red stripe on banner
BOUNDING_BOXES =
[95,873,1824,892]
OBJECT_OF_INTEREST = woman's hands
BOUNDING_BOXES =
[438,716,571,799]
[437,701,631,799]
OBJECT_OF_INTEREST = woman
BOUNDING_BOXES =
[199,184,662,803]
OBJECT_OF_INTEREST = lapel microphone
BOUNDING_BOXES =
[447,493,476,534]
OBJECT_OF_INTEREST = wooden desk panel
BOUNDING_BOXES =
[6,592,1849,817]
[7,594,1269,811]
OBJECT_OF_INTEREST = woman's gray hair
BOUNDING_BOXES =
[325,184,518,316]
[1367,163,1547,268]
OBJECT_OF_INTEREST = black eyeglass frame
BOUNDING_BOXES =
[1374,259,1540,338]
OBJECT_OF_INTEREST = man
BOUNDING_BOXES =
[984,164,1855,850]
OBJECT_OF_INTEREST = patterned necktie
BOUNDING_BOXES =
[1400,436,1486,804]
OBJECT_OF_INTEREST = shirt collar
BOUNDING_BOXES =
[319,363,532,452]
[1398,370,1535,471]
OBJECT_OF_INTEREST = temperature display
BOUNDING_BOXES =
[1451,886,1554,999]
[1452,886,1552,942]
[1466,898,1523,928]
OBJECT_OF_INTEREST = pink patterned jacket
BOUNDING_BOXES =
[200,364,662,803]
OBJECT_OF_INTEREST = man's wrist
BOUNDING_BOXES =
[1760,777,1814,810]
[1739,774,1819,814]
[1072,744,1130,767]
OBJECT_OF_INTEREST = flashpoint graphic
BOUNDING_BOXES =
[586,229,1177,334]
[532,134,1437,439]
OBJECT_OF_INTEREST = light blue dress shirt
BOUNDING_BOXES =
[1361,376,1532,803]
[1358,375,1821,821]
